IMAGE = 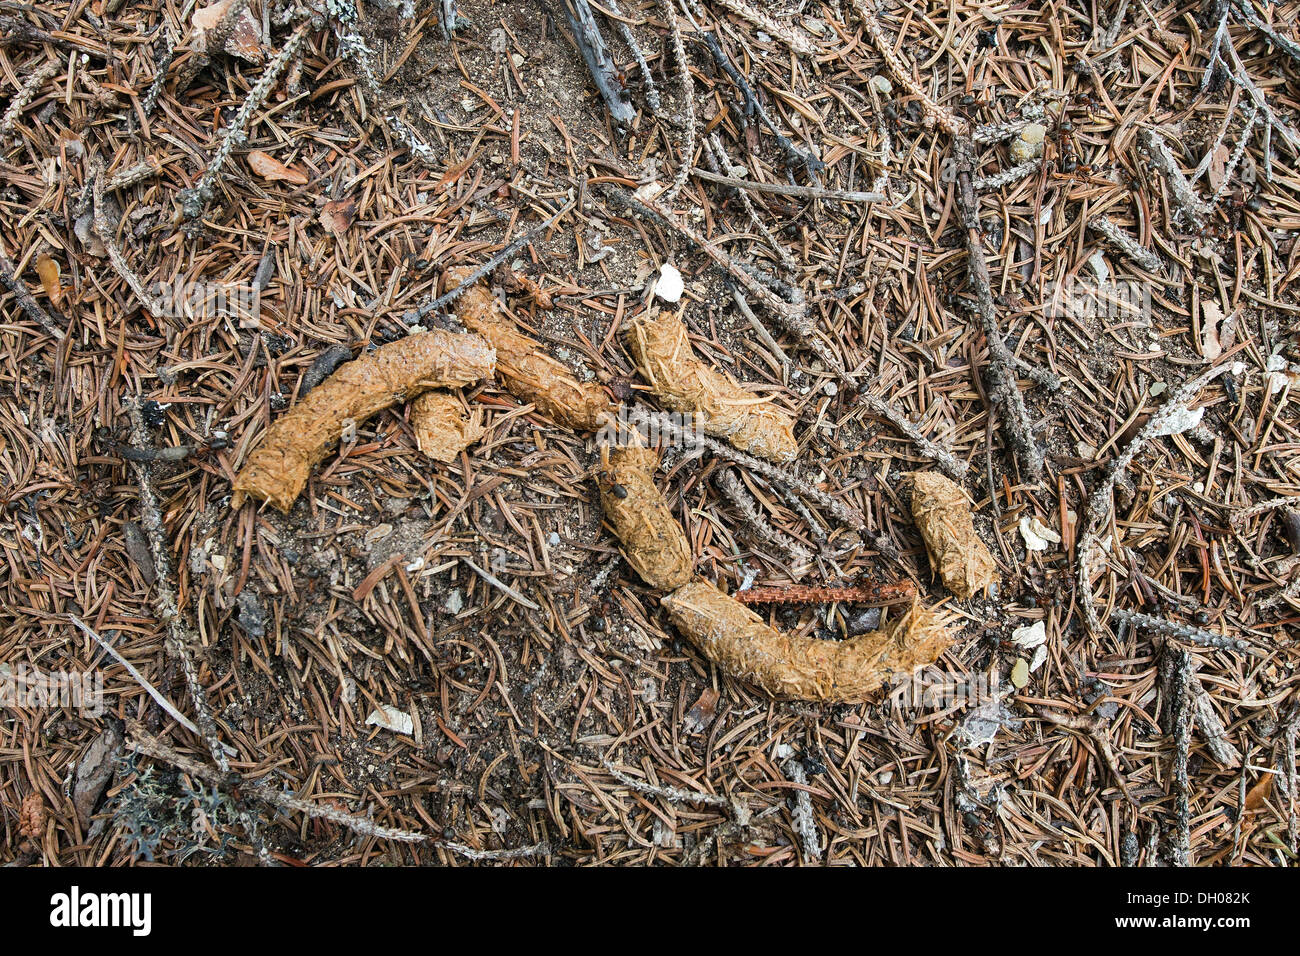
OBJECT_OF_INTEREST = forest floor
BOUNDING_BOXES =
[1,0,1298,866]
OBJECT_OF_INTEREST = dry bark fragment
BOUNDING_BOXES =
[598,445,693,590]
[663,580,952,702]
[232,330,495,511]
[626,309,798,462]
[909,471,999,599]
[443,266,612,431]
[410,391,484,463]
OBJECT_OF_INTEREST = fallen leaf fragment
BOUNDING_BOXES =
[366,705,414,736]
[35,254,61,306]
[192,0,264,62]
[1018,515,1061,552]
[320,198,357,238]
[73,723,124,829]
[1011,620,1047,649]
[248,150,308,185]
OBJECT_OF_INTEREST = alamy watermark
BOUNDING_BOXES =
[152,279,259,324]
[887,666,1002,713]
[1042,276,1151,324]
[594,404,707,455]
[1,663,103,717]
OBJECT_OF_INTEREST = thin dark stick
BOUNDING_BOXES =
[560,0,635,126]
[691,167,882,203]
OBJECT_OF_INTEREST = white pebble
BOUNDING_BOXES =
[654,263,684,303]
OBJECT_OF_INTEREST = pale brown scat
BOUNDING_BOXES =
[410,391,485,463]
[231,329,496,513]
[663,580,953,702]
[598,445,694,590]
[908,470,999,599]
[625,309,799,463]
[443,266,614,432]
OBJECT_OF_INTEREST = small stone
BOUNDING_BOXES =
[871,75,893,95]
[654,263,684,303]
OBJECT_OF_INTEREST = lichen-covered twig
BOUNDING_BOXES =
[1097,0,1130,51]
[121,400,276,865]
[1230,495,1300,527]
[127,724,425,845]
[717,469,813,567]
[232,329,496,511]
[954,136,1043,482]
[140,31,177,120]
[178,19,311,221]
[106,159,164,193]
[1078,366,1228,632]
[0,60,57,139]
[1232,0,1300,65]
[1203,103,1260,210]
[1112,608,1258,654]
[658,0,697,201]
[1201,3,1298,182]
[690,167,883,204]
[681,0,821,172]
[92,161,164,317]
[851,1,964,136]
[408,204,569,322]
[1141,128,1206,229]
[714,0,817,54]
[973,158,1041,192]
[1188,672,1243,768]
[783,758,822,863]
[1159,644,1194,865]
[601,757,731,809]
[603,0,660,112]
[1089,215,1163,272]
[629,405,865,530]
[856,386,968,480]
